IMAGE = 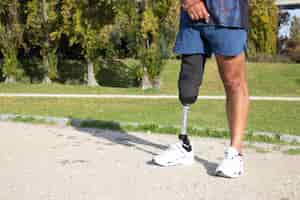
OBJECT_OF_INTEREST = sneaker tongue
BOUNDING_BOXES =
[225,147,239,158]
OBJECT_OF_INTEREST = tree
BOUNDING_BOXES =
[61,0,118,86]
[0,0,24,83]
[111,0,140,58]
[248,0,278,55]
[25,0,61,83]
[152,0,180,58]
[139,4,165,89]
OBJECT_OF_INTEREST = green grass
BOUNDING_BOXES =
[2,114,296,145]
[0,59,299,139]
[11,115,55,125]
[0,97,299,136]
[283,148,300,155]
[0,59,300,96]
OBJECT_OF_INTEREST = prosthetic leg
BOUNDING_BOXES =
[178,54,206,152]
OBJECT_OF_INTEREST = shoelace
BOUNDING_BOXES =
[224,150,237,160]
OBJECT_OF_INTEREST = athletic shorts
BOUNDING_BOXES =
[173,11,248,57]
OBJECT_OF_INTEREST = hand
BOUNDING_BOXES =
[181,0,209,21]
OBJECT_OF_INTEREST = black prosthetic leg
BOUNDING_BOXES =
[178,54,206,152]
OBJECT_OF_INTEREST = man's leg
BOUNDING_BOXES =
[215,53,249,153]
[153,54,206,167]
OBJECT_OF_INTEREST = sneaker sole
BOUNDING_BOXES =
[215,170,243,178]
[153,157,195,167]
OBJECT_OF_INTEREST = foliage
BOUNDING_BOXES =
[0,0,294,86]
[248,0,278,56]
[25,0,61,80]
[0,0,24,81]
[2,47,18,78]
[289,16,300,43]
[152,0,180,58]
[139,6,165,82]
[63,0,117,60]
[111,0,140,58]
[97,59,139,88]
[57,59,86,84]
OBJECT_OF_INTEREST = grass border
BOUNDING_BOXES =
[1,113,300,146]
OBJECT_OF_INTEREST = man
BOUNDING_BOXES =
[153,0,249,178]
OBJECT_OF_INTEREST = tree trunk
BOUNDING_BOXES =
[42,56,52,84]
[4,75,16,83]
[42,0,52,84]
[87,58,99,86]
[141,68,152,90]
[152,77,161,89]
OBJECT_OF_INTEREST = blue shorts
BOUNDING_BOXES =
[173,11,248,57]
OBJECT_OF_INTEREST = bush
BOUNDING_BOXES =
[288,45,300,63]
[57,59,86,84]
[21,57,46,83]
[0,59,4,82]
[247,53,293,63]
[140,46,165,80]
[97,59,140,88]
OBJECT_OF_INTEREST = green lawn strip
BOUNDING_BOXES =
[0,97,299,136]
[80,120,297,145]
[1,113,298,146]
[283,148,300,155]
[0,60,300,96]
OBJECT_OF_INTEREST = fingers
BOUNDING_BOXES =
[187,1,209,21]
[188,7,201,20]
[200,4,210,20]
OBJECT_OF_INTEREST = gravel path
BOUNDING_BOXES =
[0,121,299,200]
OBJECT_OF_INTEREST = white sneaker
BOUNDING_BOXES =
[153,143,195,167]
[215,147,244,178]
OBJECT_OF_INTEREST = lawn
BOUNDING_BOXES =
[0,60,299,136]
[0,97,299,136]
[0,59,300,96]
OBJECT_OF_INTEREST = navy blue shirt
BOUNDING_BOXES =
[184,0,249,29]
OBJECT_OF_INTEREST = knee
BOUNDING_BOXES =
[223,78,243,94]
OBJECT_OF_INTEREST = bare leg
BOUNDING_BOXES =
[215,53,249,153]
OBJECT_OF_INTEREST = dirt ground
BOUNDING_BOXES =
[0,121,299,200]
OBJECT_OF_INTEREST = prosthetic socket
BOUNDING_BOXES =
[179,54,206,106]
[178,54,206,151]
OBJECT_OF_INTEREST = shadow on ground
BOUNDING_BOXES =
[70,118,218,176]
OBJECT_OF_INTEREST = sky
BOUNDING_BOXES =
[278,9,300,37]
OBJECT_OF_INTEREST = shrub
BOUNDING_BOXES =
[0,58,4,82]
[97,59,140,88]
[247,53,293,63]
[289,45,300,63]
[57,59,86,84]
[21,57,46,83]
